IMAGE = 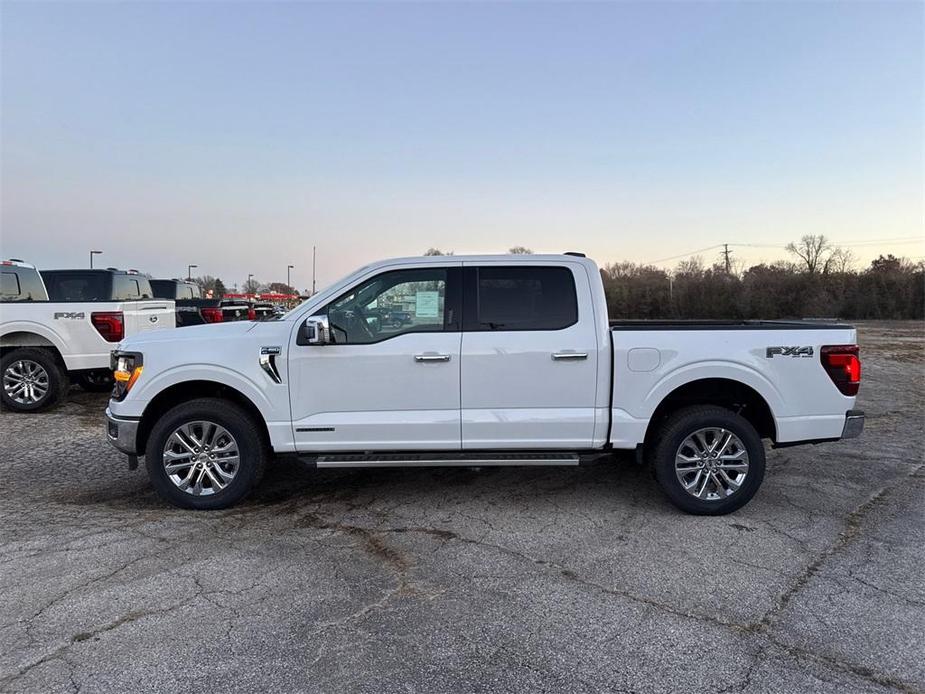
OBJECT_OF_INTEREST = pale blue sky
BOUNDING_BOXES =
[1,1,922,290]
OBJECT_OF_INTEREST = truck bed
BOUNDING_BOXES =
[610,319,851,331]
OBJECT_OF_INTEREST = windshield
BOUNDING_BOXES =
[280,263,372,321]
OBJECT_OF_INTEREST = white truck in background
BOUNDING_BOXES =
[105,253,863,515]
[1,260,176,411]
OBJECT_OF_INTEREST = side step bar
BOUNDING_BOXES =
[312,452,581,469]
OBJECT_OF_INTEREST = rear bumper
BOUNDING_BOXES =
[106,407,140,455]
[841,409,865,439]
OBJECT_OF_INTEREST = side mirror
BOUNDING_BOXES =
[300,315,331,345]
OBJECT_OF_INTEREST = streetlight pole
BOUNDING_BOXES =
[187,264,198,281]
[247,274,254,295]
[287,265,294,291]
[312,246,316,295]
[89,250,102,268]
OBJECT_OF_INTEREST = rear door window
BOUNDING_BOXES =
[467,266,578,331]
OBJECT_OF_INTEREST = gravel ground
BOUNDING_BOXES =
[1,321,922,693]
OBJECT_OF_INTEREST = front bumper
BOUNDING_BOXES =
[106,407,140,455]
[841,409,865,439]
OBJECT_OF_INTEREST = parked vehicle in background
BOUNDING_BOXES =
[250,301,276,321]
[150,279,251,327]
[105,254,863,515]
[1,262,175,411]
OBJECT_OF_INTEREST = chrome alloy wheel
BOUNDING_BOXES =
[3,359,50,405]
[674,427,750,501]
[162,420,240,496]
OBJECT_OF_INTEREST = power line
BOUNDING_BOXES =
[645,245,724,265]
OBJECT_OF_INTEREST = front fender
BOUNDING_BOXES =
[120,363,285,423]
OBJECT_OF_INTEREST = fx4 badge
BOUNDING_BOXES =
[54,312,85,320]
[766,346,814,358]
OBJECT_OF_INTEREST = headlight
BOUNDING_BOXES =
[110,351,144,401]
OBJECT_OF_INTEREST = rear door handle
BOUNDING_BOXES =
[414,353,451,362]
[552,352,588,360]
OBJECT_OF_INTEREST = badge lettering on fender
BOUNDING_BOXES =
[54,312,85,320]
[766,346,814,358]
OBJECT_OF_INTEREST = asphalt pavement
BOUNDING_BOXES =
[1,321,922,693]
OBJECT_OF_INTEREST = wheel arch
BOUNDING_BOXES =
[137,380,271,454]
[643,377,777,448]
[0,330,66,368]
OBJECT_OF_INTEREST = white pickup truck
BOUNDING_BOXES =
[105,254,863,515]
[1,260,176,411]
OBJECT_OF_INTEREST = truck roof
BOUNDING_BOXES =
[359,253,597,272]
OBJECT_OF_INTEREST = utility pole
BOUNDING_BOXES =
[312,246,316,295]
[721,244,732,274]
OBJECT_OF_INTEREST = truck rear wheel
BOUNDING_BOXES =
[0,348,68,413]
[144,398,268,510]
[651,405,765,515]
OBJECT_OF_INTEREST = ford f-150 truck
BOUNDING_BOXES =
[105,254,863,515]
[149,279,252,326]
[1,261,176,411]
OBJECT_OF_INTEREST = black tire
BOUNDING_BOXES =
[144,397,269,510]
[75,369,114,393]
[0,348,68,413]
[651,405,765,515]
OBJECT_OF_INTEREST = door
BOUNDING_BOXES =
[289,265,463,451]
[460,263,599,449]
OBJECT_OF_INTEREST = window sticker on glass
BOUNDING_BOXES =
[415,290,439,318]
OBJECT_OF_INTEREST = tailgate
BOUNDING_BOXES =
[122,300,176,336]
[222,303,251,321]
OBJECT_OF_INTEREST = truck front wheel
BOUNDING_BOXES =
[651,405,766,515]
[144,398,268,510]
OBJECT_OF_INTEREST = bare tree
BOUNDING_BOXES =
[828,247,855,273]
[786,234,833,274]
[423,248,453,256]
[242,277,260,294]
[508,246,533,254]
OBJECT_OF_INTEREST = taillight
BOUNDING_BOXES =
[201,307,223,323]
[248,307,256,320]
[91,311,124,342]
[821,345,861,396]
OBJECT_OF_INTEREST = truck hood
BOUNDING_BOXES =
[118,320,261,349]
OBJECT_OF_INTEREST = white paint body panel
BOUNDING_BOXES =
[609,327,858,447]
[107,254,859,455]
[459,258,604,449]
[1,300,175,371]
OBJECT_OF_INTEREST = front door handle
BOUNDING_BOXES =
[414,353,451,362]
[552,352,588,361]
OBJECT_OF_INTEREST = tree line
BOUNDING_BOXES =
[430,236,924,320]
[602,237,923,320]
